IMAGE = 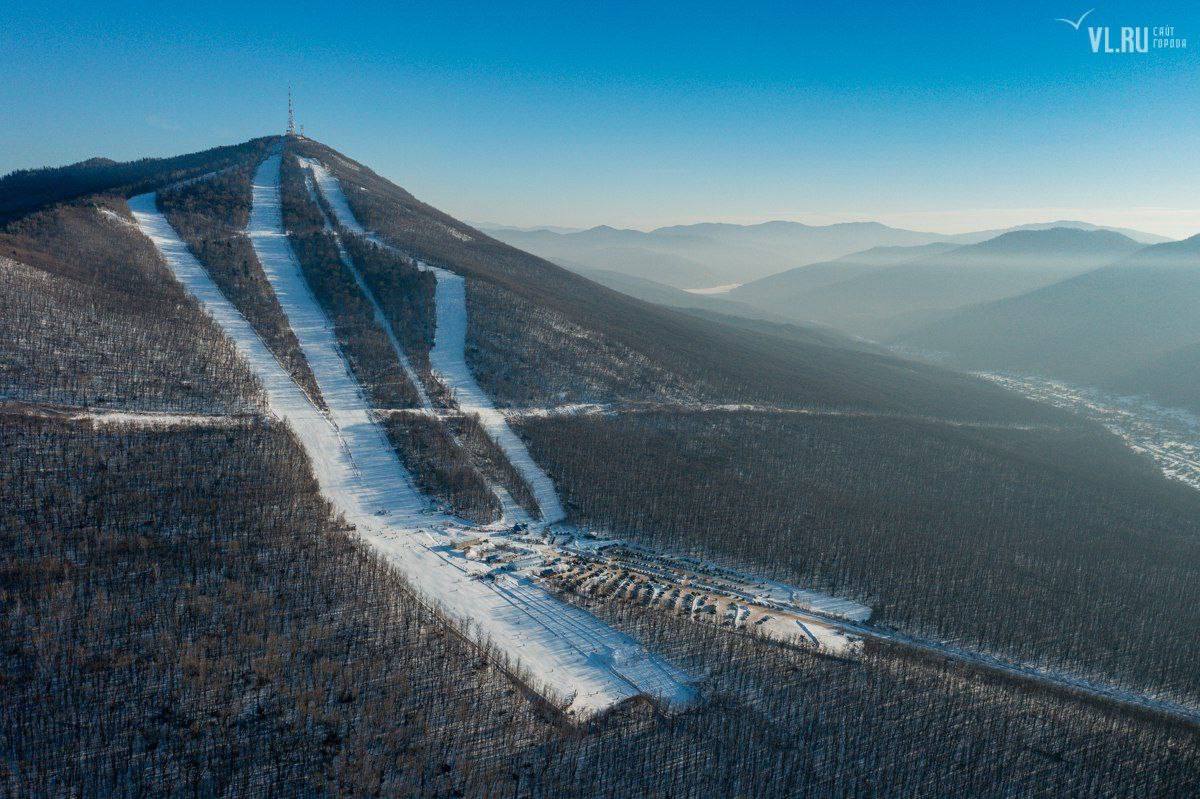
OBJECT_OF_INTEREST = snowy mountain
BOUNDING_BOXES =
[4,134,1200,795]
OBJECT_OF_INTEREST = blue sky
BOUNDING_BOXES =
[3,1,1199,235]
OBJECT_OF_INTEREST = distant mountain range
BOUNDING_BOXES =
[949,220,1170,246]
[482,219,1170,290]
[732,227,1144,339]
[484,221,949,289]
[559,220,1197,413]
[898,234,1200,412]
[577,268,788,322]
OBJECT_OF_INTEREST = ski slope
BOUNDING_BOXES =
[298,164,528,525]
[247,153,431,524]
[302,158,566,524]
[128,191,413,523]
[299,170,433,411]
[128,161,694,720]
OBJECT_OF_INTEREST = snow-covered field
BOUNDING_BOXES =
[129,157,695,720]
[303,159,567,524]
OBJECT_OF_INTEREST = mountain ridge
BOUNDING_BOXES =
[5,136,1200,792]
[898,233,1200,410]
[731,226,1144,339]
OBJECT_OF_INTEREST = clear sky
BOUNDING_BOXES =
[3,1,1199,236]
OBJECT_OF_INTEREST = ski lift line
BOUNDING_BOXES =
[301,157,564,524]
[298,154,535,525]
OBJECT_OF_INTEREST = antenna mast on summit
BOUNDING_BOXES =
[287,88,296,136]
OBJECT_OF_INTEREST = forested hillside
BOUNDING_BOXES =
[292,138,1200,702]
[516,410,1200,698]
[0,199,257,412]
[3,137,1199,796]
[6,411,1197,795]
[0,139,272,223]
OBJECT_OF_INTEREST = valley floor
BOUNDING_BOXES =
[980,373,1200,493]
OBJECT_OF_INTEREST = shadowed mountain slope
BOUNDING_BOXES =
[292,138,1062,422]
[899,234,1200,411]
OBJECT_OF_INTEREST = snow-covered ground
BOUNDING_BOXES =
[302,158,567,524]
[97,207,138,229]
[246,153,431,524]
[64,410,243,428]
[298,168,433,411]
[425,271,567,522]
[298,161,527,524]
[129,159,695,720]
[0,400,245,429]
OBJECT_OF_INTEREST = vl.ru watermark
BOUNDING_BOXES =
[1056,9,1187,53]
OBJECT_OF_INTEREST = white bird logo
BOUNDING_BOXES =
[1055,9,1094,30]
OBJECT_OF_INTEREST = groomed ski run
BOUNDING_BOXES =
[297,164,529,526]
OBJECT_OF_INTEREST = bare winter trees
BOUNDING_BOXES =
[516,410,1200,703]
[4,136,1200,796]
[2,416,1197,796]
[0,202,258,412]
